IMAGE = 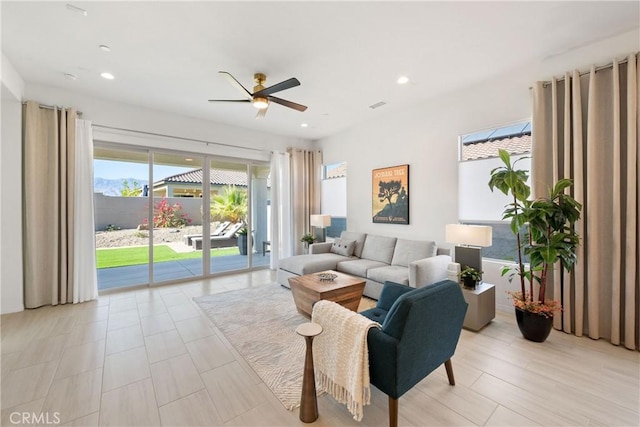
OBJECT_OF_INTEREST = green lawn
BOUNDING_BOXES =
[96,245,240,269]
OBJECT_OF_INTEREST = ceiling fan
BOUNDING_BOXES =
[209,71,308,119]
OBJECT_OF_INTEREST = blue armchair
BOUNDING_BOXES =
[360,280,468,427]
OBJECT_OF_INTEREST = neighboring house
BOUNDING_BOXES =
[152,168,248,198]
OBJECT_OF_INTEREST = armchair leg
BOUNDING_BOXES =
[444,359,455,385]
[388,396,398,427]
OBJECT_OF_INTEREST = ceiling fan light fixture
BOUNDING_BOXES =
[252,97,269,109]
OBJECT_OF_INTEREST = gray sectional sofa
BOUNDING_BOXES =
[277,231,451,299]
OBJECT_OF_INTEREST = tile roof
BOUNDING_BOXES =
[462,134,532,161]
[156,169,248,186]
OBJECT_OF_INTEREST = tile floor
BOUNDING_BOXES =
[1,270,638,426]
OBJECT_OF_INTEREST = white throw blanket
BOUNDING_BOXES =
[311,300,381,421]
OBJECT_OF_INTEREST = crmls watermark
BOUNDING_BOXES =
[9,412,61,425]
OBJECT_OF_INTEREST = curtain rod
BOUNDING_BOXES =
[91,124,270,154]
[21,101,83,116]
[539,55,634,88]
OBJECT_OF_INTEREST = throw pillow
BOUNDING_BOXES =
[330,239,356,257]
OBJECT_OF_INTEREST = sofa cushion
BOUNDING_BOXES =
[278,253,346,275]
[367,266,410,285]
[391,239,437,267]
[330,239,356,257]
[340,231,367,258]
[337,259,388,277]
[360,235,397,264]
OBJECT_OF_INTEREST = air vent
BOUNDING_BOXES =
[369,101,387,109]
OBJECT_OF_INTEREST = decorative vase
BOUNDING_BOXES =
[515,307,553,342]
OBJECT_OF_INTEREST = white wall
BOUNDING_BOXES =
[317,29,639,312]
[1,54,26,313]
[25,83,313,159]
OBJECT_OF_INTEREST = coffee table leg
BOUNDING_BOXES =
[300,334,318,423]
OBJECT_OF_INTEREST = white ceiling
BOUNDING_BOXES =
[2,1,638,140]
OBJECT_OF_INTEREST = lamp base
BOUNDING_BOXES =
[313,228,326,243]
[454,246,482,273]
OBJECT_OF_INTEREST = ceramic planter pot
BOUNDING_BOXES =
[515,307,553,342]
[462,276,477,290]
[238,234,248,255]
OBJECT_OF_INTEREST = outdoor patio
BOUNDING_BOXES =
[98,253,271,290]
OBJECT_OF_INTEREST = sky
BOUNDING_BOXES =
[93,159,194,181]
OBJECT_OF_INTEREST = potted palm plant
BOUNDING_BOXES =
[488,150,582,342]
[237,227,249,255]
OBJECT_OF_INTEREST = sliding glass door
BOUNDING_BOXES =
[151,153,204,283]
[94,144,270,290]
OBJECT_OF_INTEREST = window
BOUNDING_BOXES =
[458,121,531,261]
[321,161,347,238]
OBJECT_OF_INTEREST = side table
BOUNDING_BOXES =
[295,322,323,423]
[461,282,495,331]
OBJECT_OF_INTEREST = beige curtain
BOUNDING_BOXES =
[289,148,322,255]
[532,53,639,350]
[23,101,78,308]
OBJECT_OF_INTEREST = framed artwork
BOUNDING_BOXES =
[372,164,409,224]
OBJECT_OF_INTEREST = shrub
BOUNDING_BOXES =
[150,198,192,228]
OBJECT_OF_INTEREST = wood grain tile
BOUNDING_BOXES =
[201,361,266,422]
[99,378,160,426]
[144,329,187,363]
[102,346,150,392]
[105,324,144,355]
[140,312,175,337]
[0,361,57,409]
[64,320,107,349]
[167,303,201,322]
[174,315,214,343]
[185,335,235,373]
[150,353,204,406]
[42,368,102,424]
[55,339,105,379]
[158,389,223,426]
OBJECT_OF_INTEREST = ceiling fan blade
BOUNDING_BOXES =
[268,96,307,112]
[219,71,253,100]
[253,77,300,97]
[255,106,268,120]
[208,99,251,103]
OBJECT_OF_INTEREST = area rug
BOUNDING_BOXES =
[194,285,309,410]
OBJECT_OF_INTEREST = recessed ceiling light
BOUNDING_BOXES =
[185,158,193,162]
[99,45,111,52]
[64,73,77,81]
[397,76,409,85]
[66,3,87,16]
[100,72,115,80]
[301,123,308,128]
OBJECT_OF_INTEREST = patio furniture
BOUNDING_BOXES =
[192,222,244,250]
[184,221,231,246]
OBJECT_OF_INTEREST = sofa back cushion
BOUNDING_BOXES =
[330,239,356,257]
[391,239,437,267]
[340,231,367,258]
[360,234,397,264]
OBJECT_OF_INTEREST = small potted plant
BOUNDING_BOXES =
[300,233,316,253]
[459,266,482,289]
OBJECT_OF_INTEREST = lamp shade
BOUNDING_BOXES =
[445,224,492,247]
[310,214,331,228]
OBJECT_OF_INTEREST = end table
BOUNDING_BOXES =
[461,282,495,331]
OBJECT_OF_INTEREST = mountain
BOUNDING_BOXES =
[94,177,149,196]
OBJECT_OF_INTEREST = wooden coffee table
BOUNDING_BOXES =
[288,270,366,317]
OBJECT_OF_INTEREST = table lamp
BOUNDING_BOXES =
[445,224,492,274]
[310,214,331,243]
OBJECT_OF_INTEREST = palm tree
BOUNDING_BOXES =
[210,185,248,224]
